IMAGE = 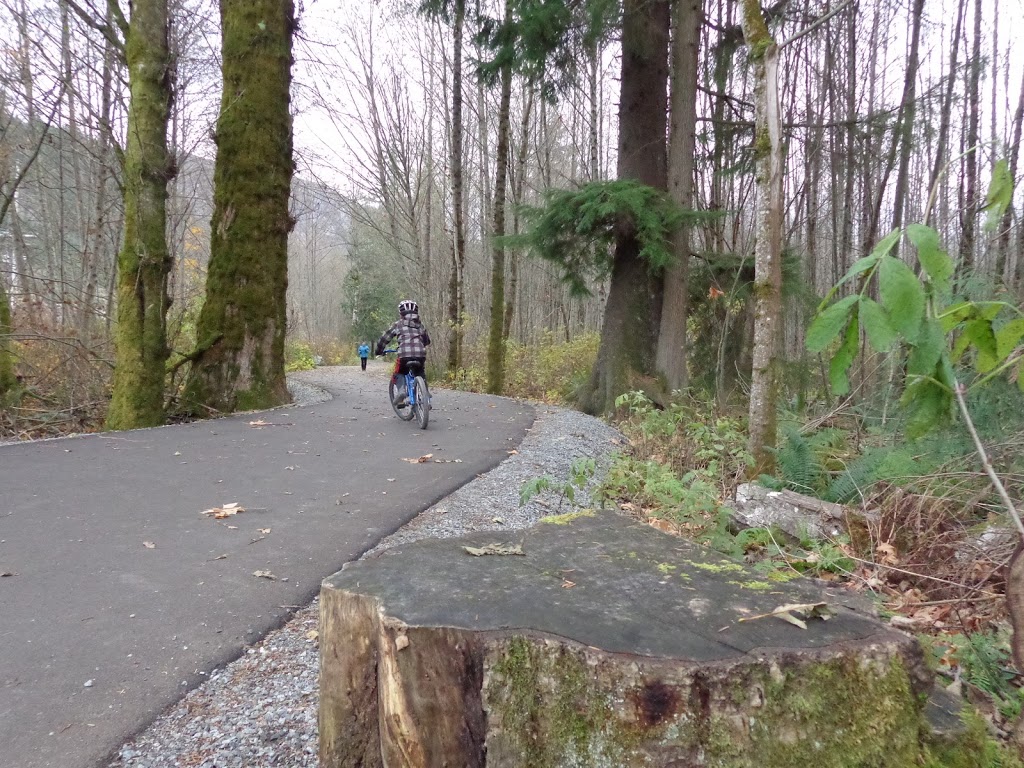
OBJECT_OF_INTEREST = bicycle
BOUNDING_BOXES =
[381,349,431,429]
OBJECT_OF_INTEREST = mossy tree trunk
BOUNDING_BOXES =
[446,0,467,374]
[184,0,295,414]
[0,276,16,400]
[577,0,669,416]
[486,41,513,395]
[742,0,783,475]
[105,0,173,430]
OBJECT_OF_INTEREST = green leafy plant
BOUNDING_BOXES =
[602,391,752,546]
[520,457,599,510]
[284,341,316,372]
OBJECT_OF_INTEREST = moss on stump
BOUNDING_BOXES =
[319,510,1005,767]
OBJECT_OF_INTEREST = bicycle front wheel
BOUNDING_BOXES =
[389,376,414,420]
[413,377,430,429]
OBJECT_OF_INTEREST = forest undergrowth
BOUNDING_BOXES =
[451,334,1024,756]
[603,383,1024,755]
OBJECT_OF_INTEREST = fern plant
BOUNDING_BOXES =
[773,427,827,495]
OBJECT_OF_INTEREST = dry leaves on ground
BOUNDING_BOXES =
[463,543,525,557]
[738,602,835,630]
[401,454,434,463]
[202,502,244,519]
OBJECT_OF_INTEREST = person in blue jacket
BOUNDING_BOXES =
[357,341,371,371]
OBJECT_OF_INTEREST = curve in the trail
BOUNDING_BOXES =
[0,367,534,768]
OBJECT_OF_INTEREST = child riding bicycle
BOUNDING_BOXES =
[375,300,431,405]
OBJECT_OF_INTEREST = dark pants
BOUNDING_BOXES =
[398,357,427,385]
[360,357,368,371]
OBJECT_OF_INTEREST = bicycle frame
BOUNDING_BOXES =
[391,357,421,406]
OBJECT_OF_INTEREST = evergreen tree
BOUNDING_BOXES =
[575,0,670,415]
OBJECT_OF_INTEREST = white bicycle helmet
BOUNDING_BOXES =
[398,299,418,316]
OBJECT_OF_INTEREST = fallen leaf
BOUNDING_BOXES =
[876,542,898,565]
[306,629,319,641]
[648,518,675,533]
[258,528,271,535]
[249,419,268,427]
[201,503,245,519]
[395,634,410,651]
[738,602,834,630]
[463,543,525,557]
[507,449,518,455]
[253,570,277,580]
[142,541,156,549]
[401,454,434,463]
[492,517,505,524]
[210,554,228,561]
[561,579,576,589]
[1,571,18,577]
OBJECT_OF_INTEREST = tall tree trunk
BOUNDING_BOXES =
[578,0,670,415]
[656,0,701,391]
[79,13,117,334]
[925,0,964,224]
[891,0,926,231]
[1001,69,1024,283]
[960,0,982,270]
[486,50,513,394]
[0,275,14,400]
[184,0,295,414]
[504,87,533,340]
[447,0,467,372]
[106,0,173,430]
[742,0,783,475]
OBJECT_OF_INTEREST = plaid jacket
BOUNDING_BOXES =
[376,313,431,359]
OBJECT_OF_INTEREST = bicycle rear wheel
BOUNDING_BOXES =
[389,376,414,420]
[413,377,429,429]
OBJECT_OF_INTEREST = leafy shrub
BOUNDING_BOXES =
[284,341,316,372]
[446,331,600,403]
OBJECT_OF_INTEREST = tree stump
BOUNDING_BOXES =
[320,510,957,767]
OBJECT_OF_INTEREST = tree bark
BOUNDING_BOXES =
[925,0,964,225]
[0,275,14,400]
[742,0,783,475]
[578,0,670,415]
[999,70,1023,283]
[447,0,467,372]
[184,0,295,414]
[656,0,702,391]
[106,0,173,430]
[960,0,982,270]
[891,0,926,231]
[486,48,512,394]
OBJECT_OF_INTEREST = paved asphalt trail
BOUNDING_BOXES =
[0,365,535,768]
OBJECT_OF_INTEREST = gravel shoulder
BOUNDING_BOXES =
[109,366,624,768]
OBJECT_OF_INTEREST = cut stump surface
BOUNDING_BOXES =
[320,510,947,767]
